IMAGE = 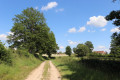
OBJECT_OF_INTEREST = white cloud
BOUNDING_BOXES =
[110,27,120,33]
[87,16,107,27]
[98,46,105,49]
[78,26,86,32]
[41,2,58,11]
[0,34,7,40]
[87,30,95,32]
[68,40,78,45]
[56,8,64,12]
[60,46,64,49]
[35,6,38,10]
[101,28,106,31]
[68,27,76,33]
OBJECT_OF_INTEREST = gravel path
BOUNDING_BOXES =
[25,61,61,80]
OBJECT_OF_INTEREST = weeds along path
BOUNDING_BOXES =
[25,61,61,80]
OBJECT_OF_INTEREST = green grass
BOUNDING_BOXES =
[41,61,50,80]
[0,53,42,80]
[52,56,120,80]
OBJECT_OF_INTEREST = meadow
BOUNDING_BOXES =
[52,56,120,80]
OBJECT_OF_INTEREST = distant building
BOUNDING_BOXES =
[94,51,107,55]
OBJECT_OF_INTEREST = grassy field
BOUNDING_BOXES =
[52,56,120,80]
[0,53,42,80]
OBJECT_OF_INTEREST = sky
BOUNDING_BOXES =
[0,0,120,53]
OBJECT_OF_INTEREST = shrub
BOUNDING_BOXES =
[0,41,12,65]
[16,49,30,57]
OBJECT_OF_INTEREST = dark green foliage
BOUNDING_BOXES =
[106,10,120,26]
[81,58,120,74]
[16,49,30,57]
[73,47,77,53]
[7,7,58,57]
[0,41,12,65]
[75,44,89,57]
[65,46,72,56]
[110,32,120,55]
[85,41,94,53]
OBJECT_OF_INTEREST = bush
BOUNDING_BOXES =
[0,41,12,65]
[16,49,30,57]
[86,52,106,57]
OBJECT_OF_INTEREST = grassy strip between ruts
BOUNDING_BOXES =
[41,61,50,80]
[52,56,120,80]
[0,53,42,80]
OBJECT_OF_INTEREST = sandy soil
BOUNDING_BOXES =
[25,61,45,80]
[49,61,61,80]
[25,61,61,80]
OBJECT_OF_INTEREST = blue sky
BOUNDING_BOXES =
[0,0,120,53]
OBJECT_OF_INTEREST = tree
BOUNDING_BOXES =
[110,32,120,55]
[7,7,58,57]
[106,10,120,27]
[65,46,72,56]
[105,5,120,55]
[46,31,59,58]
[73,47,77,54]
[85,41,94,53]
[75,44,89,57]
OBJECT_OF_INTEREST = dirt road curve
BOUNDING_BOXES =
[25,61,61,80]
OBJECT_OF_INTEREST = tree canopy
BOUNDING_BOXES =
[110,32,120,55]
[7,7,58,57]
[85,41,94,53]
[106,10,120,27]
[75,44,89,57]
[65,46,72,56]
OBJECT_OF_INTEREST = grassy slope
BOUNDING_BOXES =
[52,56,120,80]
[0,53,42,80]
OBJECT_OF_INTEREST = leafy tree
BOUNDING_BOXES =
[105,5,120,55]
[85,41,94,53]
[75,44,89,57]
[46,31,59,58]
[110,32,120,55]
[7,7,58,57]
[73,47,77,54]
[65,46,72,56]
[106,10,120,27]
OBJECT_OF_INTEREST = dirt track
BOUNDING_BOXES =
[25,61,61,80]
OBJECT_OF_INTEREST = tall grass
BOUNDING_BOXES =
[52,56,120,80]
[0,52,42,80]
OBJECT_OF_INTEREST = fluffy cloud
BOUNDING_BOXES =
[78,26,86,32]
[60,46,64,49]
[87,16,107,27]
[101,28,106,31]
[68,27,76,33]
[0,34,7,40]
[68,40,78,45]
[98,46,105,49]
[110,27,120,33]
[41,2,58,11]
[56,8,64,12]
